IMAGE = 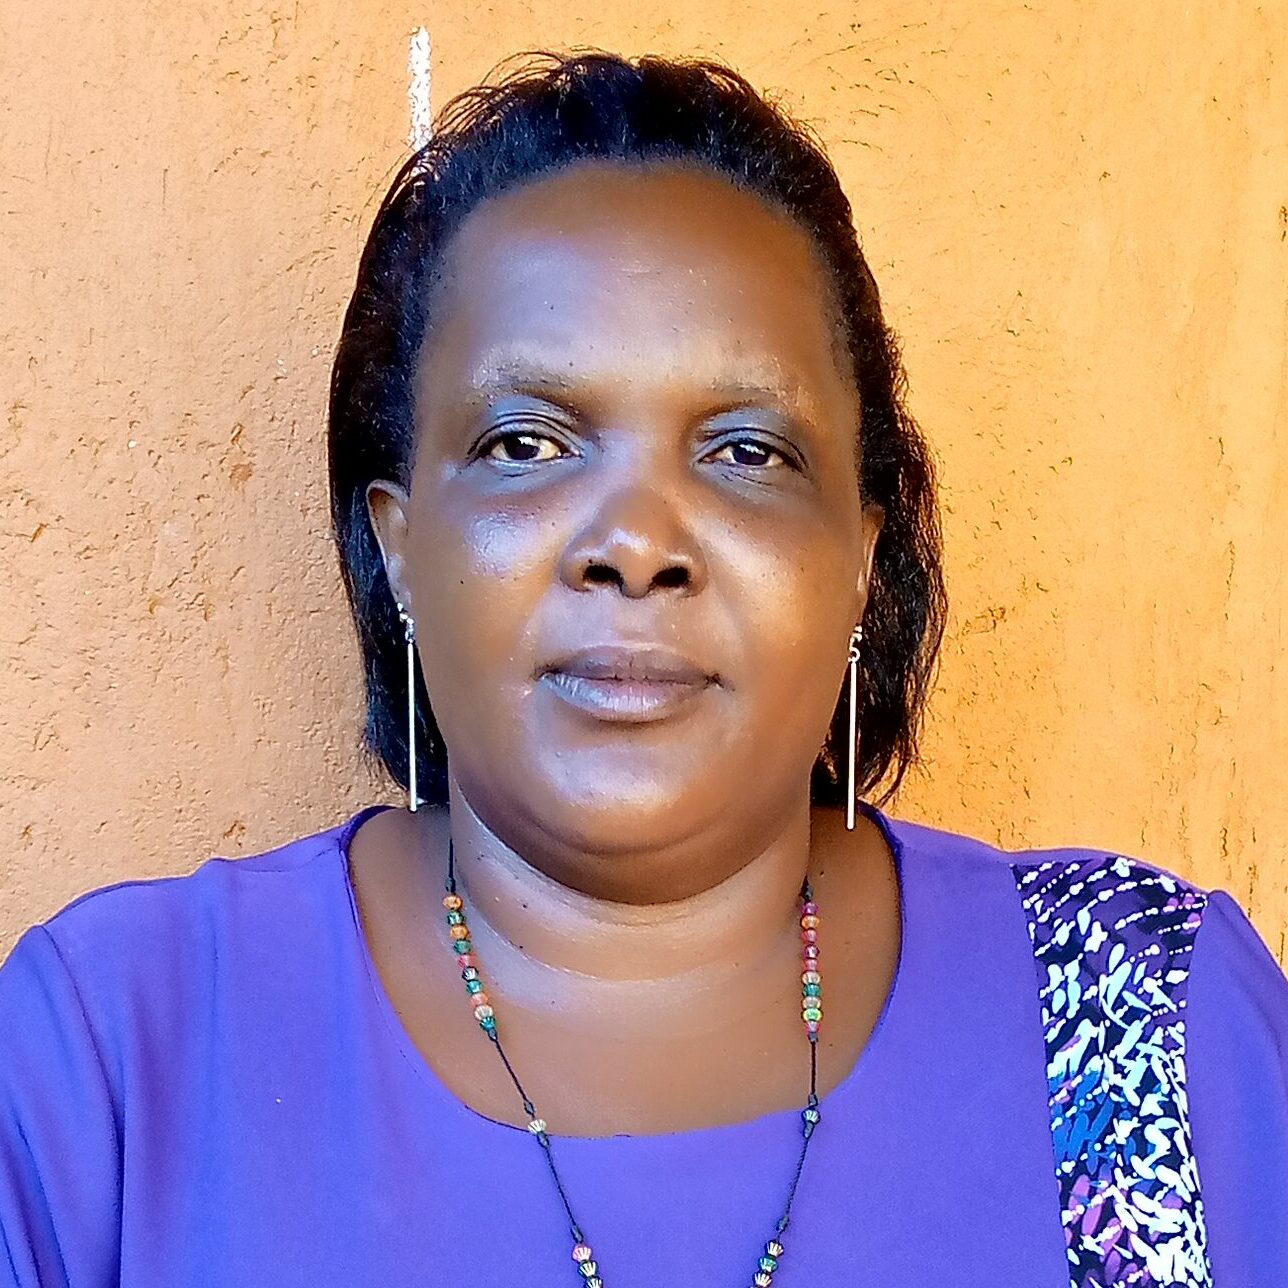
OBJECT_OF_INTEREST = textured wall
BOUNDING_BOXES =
[2,1,1284,960]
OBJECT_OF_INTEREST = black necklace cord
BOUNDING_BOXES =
[442,829,823,1284]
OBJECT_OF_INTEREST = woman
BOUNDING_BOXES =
[1,49,1285,1288]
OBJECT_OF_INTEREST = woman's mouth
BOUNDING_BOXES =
[538,670,713,723]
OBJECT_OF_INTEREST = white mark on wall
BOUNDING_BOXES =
[409,27,433,152]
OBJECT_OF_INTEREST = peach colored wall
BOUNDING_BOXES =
[2,2,1285,961]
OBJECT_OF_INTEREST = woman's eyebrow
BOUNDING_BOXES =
[466,356,824,425]
[467,358,577,398]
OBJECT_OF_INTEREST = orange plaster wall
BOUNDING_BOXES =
[2,2,1285,960]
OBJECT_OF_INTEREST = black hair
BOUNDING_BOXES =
[328,48,947,809]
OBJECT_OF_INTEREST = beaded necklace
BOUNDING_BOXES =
[440,834,825,1288]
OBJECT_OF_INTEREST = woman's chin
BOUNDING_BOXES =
[516,768,736,852]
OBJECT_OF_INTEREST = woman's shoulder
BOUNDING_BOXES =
[0,809,362,1053]
[877,802,1216,942]
[884,805,1288,1279]
[878,802,1285,1033]
[878,796,1286,1007]
[0,809,369,1274]
[12,811,349,949]
[878,801,1207,887]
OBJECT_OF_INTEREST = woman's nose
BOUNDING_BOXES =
[557,479,707,599]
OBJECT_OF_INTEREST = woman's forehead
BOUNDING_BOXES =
[420,164,854,418]
[442,161,832,306]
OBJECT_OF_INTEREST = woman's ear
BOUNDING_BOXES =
[365,479,412,607]
[856,501,885,606]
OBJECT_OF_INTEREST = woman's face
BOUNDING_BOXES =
[369,160,883,878]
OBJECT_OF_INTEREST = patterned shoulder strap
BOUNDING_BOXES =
[1011,854,1214,1287]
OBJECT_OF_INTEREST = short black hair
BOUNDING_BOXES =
[328,48,947,809]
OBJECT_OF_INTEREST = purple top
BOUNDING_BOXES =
[2,801,1286,1286]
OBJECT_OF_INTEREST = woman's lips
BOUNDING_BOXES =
[538,670,713,723]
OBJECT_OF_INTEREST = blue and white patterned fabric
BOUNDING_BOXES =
[1012,855,1214,1287]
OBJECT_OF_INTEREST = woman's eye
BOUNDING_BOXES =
[707,438,793,470]
[474,430,793,470]
[477,431,567,464]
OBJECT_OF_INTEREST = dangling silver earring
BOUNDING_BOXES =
[846,623,864,831]
[396,600,419,813]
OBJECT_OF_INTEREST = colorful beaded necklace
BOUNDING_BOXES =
[441,834,825,1288]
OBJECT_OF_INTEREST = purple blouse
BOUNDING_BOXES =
[1,801,1286,1287]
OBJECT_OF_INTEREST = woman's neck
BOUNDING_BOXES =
[404,776,842,1033]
